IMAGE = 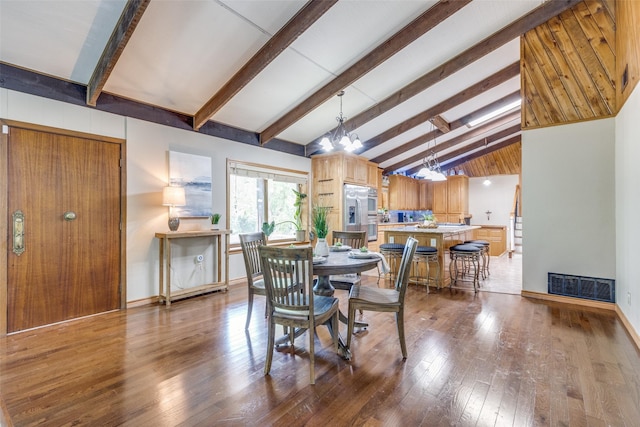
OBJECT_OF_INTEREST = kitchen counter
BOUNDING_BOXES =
[384,225,479,234]
[383,225,480,288]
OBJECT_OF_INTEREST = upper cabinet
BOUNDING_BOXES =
[389,175,421,210]
[447,175,469,215]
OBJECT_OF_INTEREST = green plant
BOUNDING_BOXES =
[312,205,330,239]
[262,221,275,237]
[210,213,221,224]
[292,189,307,230]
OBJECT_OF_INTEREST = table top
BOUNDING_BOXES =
[312,251,380,276]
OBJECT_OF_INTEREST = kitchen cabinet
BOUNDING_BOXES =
[431,180,448,217]
[474,225,507,256]
[368,162,380,189]
[447,175,469,215]
[389,175,421,210]
[311,152,379,235]
[419,180,432,210]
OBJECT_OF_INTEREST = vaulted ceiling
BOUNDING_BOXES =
[1,0,603,177]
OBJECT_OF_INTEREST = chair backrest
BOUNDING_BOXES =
[332,230,366,249]
[239,232,267,285]
[258,246,314,317]
[394,237,418,298]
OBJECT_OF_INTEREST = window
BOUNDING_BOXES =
[228,160,308,245]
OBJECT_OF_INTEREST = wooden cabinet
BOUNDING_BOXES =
[311,152,379,235]
[474,226,507,256]
[419,180,432,210]
[367,162,380,189]
[447,175,469,215]
[388,175,422,210]
[431,180,448,217]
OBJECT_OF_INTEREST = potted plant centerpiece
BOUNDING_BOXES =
[210,213,221,230]
[312,205,330,256]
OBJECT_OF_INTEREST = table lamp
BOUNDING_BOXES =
[162,186,186,231]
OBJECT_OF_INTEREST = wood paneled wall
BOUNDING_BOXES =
[616,0,640,107]
[521,0,617,129]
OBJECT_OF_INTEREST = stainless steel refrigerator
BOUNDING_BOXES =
[343,184,369,236]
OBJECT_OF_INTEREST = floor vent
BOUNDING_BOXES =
[548,273,615,303]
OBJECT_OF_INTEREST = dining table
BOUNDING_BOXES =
[275,248,381,360]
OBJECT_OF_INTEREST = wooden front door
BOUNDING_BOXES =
[6,126,122,332]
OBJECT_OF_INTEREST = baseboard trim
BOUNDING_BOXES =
[126,278,246,308]
[521,290,615,311]
[615,305,640,352]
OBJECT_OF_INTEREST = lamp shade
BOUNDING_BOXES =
[162,186,186,206]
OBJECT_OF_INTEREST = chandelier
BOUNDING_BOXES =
[319,91,362,152]
[415,118,446,181]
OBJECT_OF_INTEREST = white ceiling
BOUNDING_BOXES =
[0,0,547,174]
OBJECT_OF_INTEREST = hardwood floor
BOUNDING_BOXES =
[1,274,639,426]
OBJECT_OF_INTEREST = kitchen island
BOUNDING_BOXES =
[383,225,480,288]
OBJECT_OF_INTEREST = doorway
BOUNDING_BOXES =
[2,122,125,333]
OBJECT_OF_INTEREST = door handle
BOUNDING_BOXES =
[13,210,25,256]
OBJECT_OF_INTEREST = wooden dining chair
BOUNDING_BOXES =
[259,246,339,384]
[346,237,418,359]
[239,232,268,330]
[330,230,367,291]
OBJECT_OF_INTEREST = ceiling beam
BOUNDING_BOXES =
[430,115,450,133]
[336,0,582,135]
[402,127,522,176]
[373,91,521,164]
[259,0,472,145]
[86,0,150,107]
[192,0,337,130]
[306,60,519,157]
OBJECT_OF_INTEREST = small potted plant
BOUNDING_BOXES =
[312,205,330,256]
[210,213,221,230]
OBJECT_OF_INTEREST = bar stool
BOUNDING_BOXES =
[449,244,482,292]
[409,246,440,292]
[464,239,490,279]
[379,243,405,283]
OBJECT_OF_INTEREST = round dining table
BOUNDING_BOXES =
[312,250,380,296]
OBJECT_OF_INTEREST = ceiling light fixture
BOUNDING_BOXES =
[482,138,491,186]
[415,119,446,181]
[467,98,521,127]
[319,90,362,152]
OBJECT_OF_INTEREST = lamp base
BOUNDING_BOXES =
[168,217,180,231]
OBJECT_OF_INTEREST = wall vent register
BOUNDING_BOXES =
[548,272,615,303]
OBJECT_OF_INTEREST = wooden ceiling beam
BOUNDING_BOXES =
[307,61,520,156]
[86,0,150,106]
[373,91,521,164]
[430,115,450,133]
[259,0,472,145]
[336,0,582,135]
[193,0,337,130]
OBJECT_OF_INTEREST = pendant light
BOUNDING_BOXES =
[319,91,362,152]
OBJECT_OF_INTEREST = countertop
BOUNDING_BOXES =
[383,225,480,234]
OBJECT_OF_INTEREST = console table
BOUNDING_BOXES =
[155,230,230,306]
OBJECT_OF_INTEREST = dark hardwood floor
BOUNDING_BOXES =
[1,273,639,426]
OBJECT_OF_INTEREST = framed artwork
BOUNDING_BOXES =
[169,151,212,218]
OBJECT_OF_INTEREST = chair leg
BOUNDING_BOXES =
[331,312,339,354]
[264,318,276,375]
[309,323,315,385]
[396,308,407,359]
[245,291,254,330]
[346,303,356,351]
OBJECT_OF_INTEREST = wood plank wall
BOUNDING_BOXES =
[521,0,617,129]
[616,0,640,107]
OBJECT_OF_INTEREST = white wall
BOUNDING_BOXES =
[615,85,640,334]
[468,174,519,227]
[1,89,311,302]
[521,118,616,293]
